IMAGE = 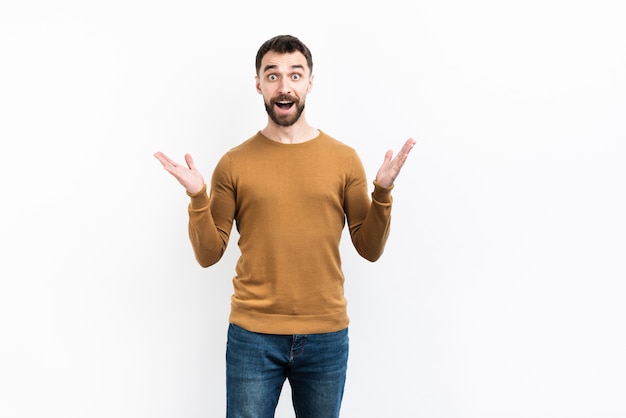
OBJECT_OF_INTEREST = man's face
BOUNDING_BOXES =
[256,51,313,127]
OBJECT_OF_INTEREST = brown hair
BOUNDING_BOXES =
[255,35,313,75]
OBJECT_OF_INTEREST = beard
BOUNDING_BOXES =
[264,94,306,127]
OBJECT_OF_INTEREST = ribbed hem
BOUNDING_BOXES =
[229,305,350,335]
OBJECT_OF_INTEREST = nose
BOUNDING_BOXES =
[278,77,292,94]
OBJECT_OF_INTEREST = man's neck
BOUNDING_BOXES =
[261,120,319,144]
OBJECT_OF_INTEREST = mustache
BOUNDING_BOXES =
[270,94,298,104]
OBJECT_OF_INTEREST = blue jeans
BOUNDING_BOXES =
[226,323,349,418]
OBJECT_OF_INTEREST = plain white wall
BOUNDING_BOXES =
[1,1,625,417]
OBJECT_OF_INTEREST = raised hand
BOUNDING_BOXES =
[154,151,205,194]
[375,138,416,188]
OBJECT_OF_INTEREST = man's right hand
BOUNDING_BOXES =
[154,152,205,194]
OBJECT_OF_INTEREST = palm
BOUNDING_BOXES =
[154,152,205,194]
[375,138,416,188]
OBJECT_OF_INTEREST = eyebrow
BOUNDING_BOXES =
[262,64,306,73]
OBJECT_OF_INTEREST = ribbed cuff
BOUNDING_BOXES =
[186,184,209,209]
[372,180,394,203]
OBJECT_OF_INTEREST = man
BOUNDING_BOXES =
[154,34,415,418]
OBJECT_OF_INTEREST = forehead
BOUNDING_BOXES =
[260,51,310,74]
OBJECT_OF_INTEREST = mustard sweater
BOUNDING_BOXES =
[187,131,393,334]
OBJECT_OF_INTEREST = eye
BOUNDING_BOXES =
[268,74,277,81]
[291,74,301,81]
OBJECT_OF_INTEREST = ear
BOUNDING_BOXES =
[307,74,314,93]
[255,76,262,94]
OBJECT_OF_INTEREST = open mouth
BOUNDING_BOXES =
[275,100,294,110]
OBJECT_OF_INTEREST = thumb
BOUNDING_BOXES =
[184,153,196,170]
[383,149,393,164]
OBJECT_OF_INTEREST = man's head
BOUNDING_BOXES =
[255,35,314,127]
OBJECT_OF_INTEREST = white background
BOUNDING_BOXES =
[1,1,625,417]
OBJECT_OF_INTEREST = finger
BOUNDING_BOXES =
[401,138,416,154]
[396,138,416,162]
[154,151,175,167]
[184,153,196,171]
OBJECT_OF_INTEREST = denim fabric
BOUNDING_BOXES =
[226,323,349,418]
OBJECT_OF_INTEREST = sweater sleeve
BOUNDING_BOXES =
[187,154,236,267]
[344,154,393,262]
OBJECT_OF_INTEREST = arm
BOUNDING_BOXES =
[154,151,235,267]
[346,138,415,261]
